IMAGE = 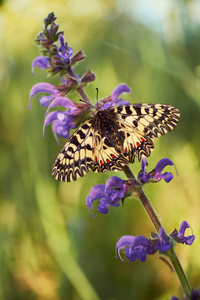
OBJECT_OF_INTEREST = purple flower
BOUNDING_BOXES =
[190,289,200,299]
[170,221,195,245]
[29,82,60,108]
[171,289,200,300]
[30,82,80,143]
[86,176,128,215]
[102,84,130,109]
[46,96,79,114]
[116,227,174,263]
[111,83,131,105]
[154,227,171,252]
[31,56,51,74]
[43,111,76,144]
[56,35,73,64]
[116,235,155,262]
[138,158,177,184]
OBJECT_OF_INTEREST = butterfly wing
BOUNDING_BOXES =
[90,123,129,174]
[52,118,129,182]
[107,103,180,163]
[52,118,95,182]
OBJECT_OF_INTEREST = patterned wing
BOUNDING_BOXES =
[52,117,129,182]
[107,103,180,163]
[52,118,95,182]
[89,129,129,174]
[52,103,180,182]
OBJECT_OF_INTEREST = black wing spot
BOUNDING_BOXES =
[117,106,123,113]
[125,106,132,115]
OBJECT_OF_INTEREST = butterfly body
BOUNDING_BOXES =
[52,103,180,182]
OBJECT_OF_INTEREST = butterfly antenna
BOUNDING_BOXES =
[96,88,99,107]
[79,88,99,110]
[79,98,95,109]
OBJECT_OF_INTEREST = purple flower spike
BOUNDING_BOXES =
[31,56,51,74]
[29,82,59,108]
[86,177,128,215]
[170,221,195,245]
[56,35,73,64]
[138,157,177,184]
[155,227,171,252]
[116,235,155,262]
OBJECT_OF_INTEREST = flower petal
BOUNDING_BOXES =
[138,158,151,183]
[159,171,174,183]
[98,196,114,214]
[178,221,195,245]
[111,84,131,101]
[86,184,105,208]
[154,158,174,173]
[31,56,50,74]
[178,220,190,236]
[102,102,113,110]
[51,117,75,141]
[43,111,75,140]
[116,99,129,105]
[115,235,135,261]
[48,97,79,114]
[138,158,176,184]
[116,235,135,250]
[155,227,171,252]
[57,35,73,64]
[105,176,127,203]
[43,111,68,128]
[116,235,155,262]
[29,82,58,109]
[39,95,55,107]
[105,176,124,190]
[131,236,155,256]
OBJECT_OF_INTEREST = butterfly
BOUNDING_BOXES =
[52,103,180,182]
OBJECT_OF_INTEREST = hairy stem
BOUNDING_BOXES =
[123,165,161,232]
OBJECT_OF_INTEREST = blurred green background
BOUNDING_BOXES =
[1,0,200,299]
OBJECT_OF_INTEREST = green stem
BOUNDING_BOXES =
[123,165,192,297]
[167,248,191,297]
[124,165,161,231]
[135,185,162,232]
